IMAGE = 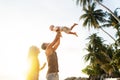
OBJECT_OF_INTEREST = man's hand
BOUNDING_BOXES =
[57,31,62,37]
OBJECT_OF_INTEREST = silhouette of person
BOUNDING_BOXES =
[41,31,61,80]
[49,23,78,37]
[27,45,46,80]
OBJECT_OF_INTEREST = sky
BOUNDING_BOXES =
[0,0,119,80]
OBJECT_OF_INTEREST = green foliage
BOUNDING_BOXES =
[75,0,120,78]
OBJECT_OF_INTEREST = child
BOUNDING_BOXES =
[49,23,78,37]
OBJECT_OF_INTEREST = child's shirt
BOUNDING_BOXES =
[52,26,71,34]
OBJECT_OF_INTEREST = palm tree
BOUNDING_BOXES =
[83,33,120,77]
[84,33,109,64]
[80,2,116,41]
[83,34,107,73]
[76,0,92,8]
[102,8,120,47]
[76,0,120,23]
[102,8,120,28]
[80,3,105,29]
[95,0,120,23]
[75,0,120,78]
[105,8,120,75]
[82,64,104,78]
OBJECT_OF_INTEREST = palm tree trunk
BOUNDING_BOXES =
[95,0,120,23]
[100,27,116,41]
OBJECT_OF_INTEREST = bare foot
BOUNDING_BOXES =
[74,23,78,26]
[74,32,78,37]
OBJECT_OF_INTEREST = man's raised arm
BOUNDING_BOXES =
[47,32,61,49]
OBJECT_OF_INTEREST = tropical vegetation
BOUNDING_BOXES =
[75,0,120,80]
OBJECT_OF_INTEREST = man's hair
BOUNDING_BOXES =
[41,43,48,50]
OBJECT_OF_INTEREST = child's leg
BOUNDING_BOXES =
[68,32,78,37]
[70,23,78,30]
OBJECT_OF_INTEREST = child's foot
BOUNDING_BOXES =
[74,23,78,26]
[74,32,78,37]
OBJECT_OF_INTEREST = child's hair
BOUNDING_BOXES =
[49,25,54,31]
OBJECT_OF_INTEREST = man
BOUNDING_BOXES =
[41,31,61,80]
